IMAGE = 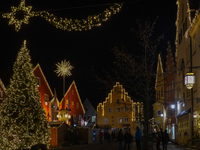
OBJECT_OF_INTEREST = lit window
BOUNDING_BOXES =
[72,101,74,107]
[108,107,113,113]
[92,116,96,123]
[117,118,122,123]
[104,118,108,124]
[124,107,129,112]
[124,117,129,123]
[76,102,79,109]
[36,77,40,87]
[66,100,68,106]
[116,107,120,112]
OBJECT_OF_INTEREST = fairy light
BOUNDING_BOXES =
[2,0,122,32]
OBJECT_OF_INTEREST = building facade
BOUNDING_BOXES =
[59,81,85,127]
[154,54,165,131]
[97,82,143,134]
[175,0,200,145]
[34,64,54,121]
[83,98,97,127]
[164,42,177,142]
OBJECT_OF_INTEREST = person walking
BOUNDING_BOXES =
[135,126,142,150]
[118,129,124,150]
[155,130,162,150]
[160,128,164,150]
[100,131,104,144]
[163,130,170,150]
[124,130,132,150]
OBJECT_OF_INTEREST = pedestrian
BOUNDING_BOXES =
[100,131,104,144]
[135,126,142,150]
[160,128,164,150]
[124,130,132,150]
[163,130,169,150]
[117,129,124,150]
[155,130,162,150]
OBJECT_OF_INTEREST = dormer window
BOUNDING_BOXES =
[36,77,40,87]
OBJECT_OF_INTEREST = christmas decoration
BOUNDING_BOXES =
[2,0,34,32]
[2,0,122,32]
[0,40,51,149]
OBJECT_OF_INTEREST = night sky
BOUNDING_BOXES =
[0,0,177,107]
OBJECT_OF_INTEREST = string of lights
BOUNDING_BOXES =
[1,0,122,32]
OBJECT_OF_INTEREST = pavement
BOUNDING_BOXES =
[49,140,186,150]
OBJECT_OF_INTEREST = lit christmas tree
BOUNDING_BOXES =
[0,41,51,150]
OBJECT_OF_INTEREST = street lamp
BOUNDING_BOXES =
[171,104,175,109]
[185,73,195,89]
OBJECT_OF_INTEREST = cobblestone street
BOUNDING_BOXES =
[49,140,186,150]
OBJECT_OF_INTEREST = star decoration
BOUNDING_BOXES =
[2,0,34,32]
[55,60,74,77]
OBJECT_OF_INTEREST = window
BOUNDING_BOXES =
[104,118,108,124]
[66,100,68,106]
[85,106,88,111]
[124,107,129,112]
[72,101,74,107]
[0,89,3,98]
[116,107,121,112]
[73,114,76,120]
[36,77,40,87]
[44,94,49,102]
[157,110,161,116]
[116,99,120,104]
[161,87,163,97]
[182,3,184,22]
[76,102,79,109]
[117,118,122,123]
[92,116,96,123]
[72,90,74,95]
[124,117,129,123]
[108,107,113,113]
[79,115,82,120]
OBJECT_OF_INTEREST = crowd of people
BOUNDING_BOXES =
[99,126,142,150]
[99,126,169,150]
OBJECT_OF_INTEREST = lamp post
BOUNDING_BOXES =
[55,60,73,123]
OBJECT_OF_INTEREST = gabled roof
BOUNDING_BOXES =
[60,81,85,114]
[33,63,53,97]
[0,78,6,92]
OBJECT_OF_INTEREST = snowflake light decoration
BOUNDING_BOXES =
[2,0,34,32]
[55,60,74,77]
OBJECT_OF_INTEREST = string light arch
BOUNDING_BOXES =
[2,0,122,32]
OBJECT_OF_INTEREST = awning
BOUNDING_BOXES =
[177,108,191,118]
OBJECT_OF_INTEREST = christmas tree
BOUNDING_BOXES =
[0,41,51,150]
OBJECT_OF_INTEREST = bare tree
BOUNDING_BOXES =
[92,18,163,149]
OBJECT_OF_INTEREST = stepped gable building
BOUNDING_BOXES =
[97,82,143,134]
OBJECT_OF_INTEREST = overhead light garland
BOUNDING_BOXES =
[2,0,122,32]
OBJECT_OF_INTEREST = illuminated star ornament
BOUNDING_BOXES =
[2,0,122,32]
[55,60,74,77]
[2,0,33,32]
